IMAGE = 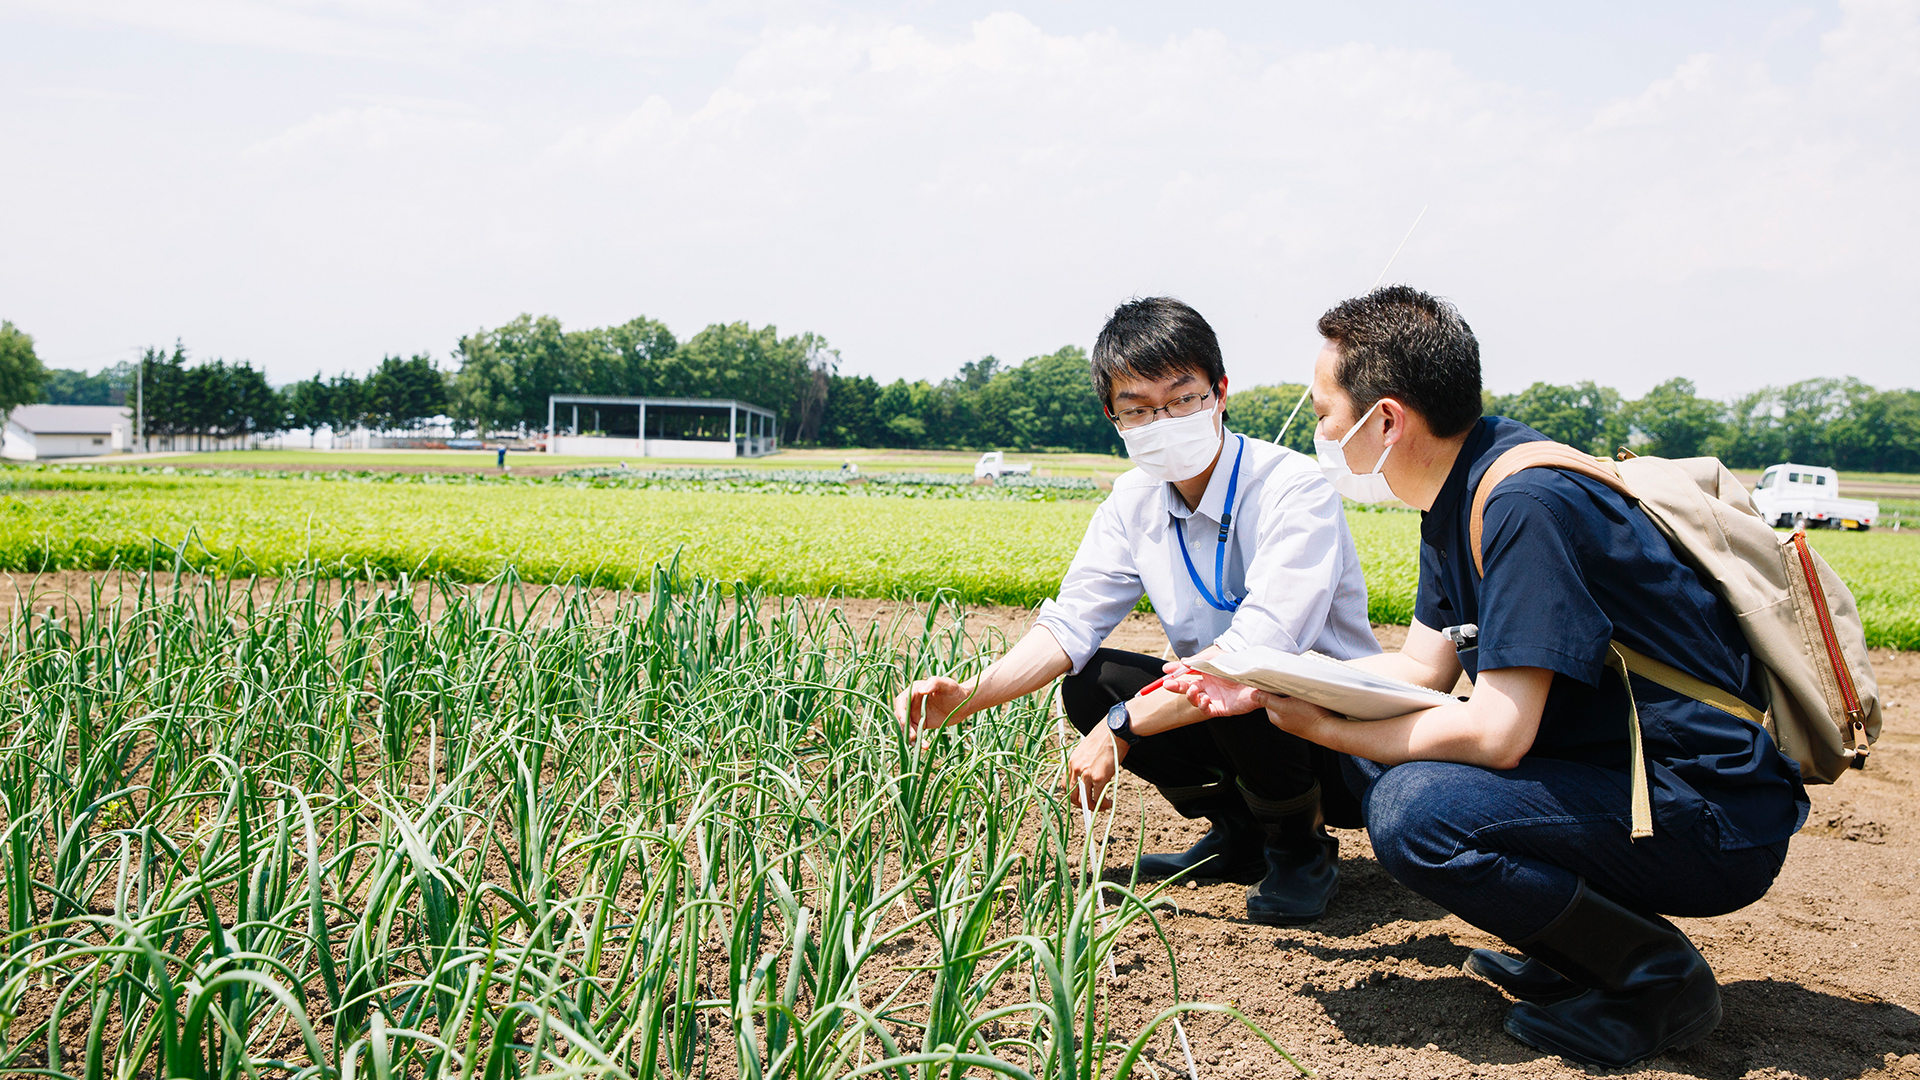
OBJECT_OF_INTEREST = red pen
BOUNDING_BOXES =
[1136,664,1188,698]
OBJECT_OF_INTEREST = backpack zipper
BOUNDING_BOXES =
[1792,529,1870,764]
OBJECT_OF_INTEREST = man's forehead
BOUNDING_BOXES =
[1112,371,1199,400]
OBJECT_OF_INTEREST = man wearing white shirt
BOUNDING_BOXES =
[896,297,1376,924]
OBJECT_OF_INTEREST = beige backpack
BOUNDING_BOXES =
[1467,443,1882,839]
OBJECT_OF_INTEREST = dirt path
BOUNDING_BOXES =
[5,572,1914,1077]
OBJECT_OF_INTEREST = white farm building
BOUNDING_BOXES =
[3,404,132,461]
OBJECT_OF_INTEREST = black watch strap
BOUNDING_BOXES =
[1106,699,1141,746]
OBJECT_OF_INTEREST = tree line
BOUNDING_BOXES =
[11,315,1920,470]
[1477,377,1920,473]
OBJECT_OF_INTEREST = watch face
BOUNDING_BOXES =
[1107,700,1134,742]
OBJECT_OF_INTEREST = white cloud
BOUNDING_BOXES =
[1,2,1915,396]
[245,104,499,156]
[3,0,770,62]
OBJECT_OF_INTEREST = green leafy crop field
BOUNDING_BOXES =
[0,469,1426,627]
[0,468,1911,647]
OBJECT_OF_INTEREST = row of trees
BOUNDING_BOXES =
[817,349,1123,453]
[282,354,446,439]
[17,338,450,448]
[1479,377,1920,472]
[448,315,834,443]
[14,312,1920,470]
[137,345,281,447]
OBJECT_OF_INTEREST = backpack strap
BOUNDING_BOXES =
[1603,644,1656,841]
[1610,640,1766,727]
[1600,642,1768,841]
[1468,442,1630,578]
[1465,443,1643,839]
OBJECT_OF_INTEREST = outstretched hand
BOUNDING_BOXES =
[894,675,973,736]
[1063,726,1123,812]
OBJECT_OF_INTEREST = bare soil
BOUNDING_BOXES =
[4,573,1915,1078]
[1084,625,1920,1080]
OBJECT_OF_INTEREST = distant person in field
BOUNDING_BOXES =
[1169,286,1807,1067]
[896,296,1377,926]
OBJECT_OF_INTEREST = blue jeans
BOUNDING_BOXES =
[1345,756,1788,943]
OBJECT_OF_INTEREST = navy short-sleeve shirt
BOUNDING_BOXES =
[1416,417,1808,850]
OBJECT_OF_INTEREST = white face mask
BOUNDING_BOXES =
[1315,399,1397,503]
[1119,404,1223,483]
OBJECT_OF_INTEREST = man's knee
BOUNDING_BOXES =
[1058,665,1107,736]
[1364,761,1479,885]
[1059,649,1159,736]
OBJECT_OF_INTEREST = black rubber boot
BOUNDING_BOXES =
[1240,780,1339,925]
[1464,949,1581,1004]
[1133,782,1265,884]
[1502,879,1722,1067]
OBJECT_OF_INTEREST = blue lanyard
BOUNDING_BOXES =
[1173,434,1246,612]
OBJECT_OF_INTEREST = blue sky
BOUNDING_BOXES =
[2,1,1914,398]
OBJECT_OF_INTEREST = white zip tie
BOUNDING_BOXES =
[1370,205,1428,290]
[1278,203,1429,448]
[1174,1015,1200,1080]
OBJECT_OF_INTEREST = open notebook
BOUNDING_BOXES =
[1189,646,1457,720]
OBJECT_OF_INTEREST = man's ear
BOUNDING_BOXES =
[1378,398,1408,446]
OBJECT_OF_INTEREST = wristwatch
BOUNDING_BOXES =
[1105,699,1142,747]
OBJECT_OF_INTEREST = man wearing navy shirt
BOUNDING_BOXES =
[1174,285,1806,1067]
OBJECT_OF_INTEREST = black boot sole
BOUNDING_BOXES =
[1245,882,1338,926]
[1504,996,1722,1067]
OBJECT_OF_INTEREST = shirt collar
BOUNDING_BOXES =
[1162,430,1242,523]
[1420,416,1545,544]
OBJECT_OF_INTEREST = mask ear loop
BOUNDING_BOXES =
[1343,399,1394,475]
[1368,402,1395,475]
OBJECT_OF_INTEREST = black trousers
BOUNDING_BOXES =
[1060,647,1365,827]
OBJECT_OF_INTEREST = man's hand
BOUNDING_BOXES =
[1262,695,1339,737]
[1063,724,1127,812]
[1165,668,1274,718]
[895,675,974,733]
[1167,667,1342,741]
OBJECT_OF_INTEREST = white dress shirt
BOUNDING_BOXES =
[1035,430,1379,672]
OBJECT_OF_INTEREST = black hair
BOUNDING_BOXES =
[1089,297,1225,412]
[1316,285,1482,438]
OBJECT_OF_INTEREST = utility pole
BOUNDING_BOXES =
[136,357,144,452]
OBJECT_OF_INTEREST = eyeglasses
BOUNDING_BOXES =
[1109,391,1214,430]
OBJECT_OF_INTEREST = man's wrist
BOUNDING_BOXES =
[1086,721,1130,762]
[950,678,986,722]
[1105,698,1143,747]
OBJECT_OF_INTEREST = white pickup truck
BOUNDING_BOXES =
[1751,463,1878,531]
[973,451,1032,479]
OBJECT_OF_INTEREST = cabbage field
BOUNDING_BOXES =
[0,466,1427,627]
[0,463,1915,645]
[0,568,1301,1079]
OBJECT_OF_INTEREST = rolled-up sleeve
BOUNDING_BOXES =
[1034,498,1145,674]
[1209,471,1343,656]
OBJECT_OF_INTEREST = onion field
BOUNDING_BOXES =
[0,568,1299,1079]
